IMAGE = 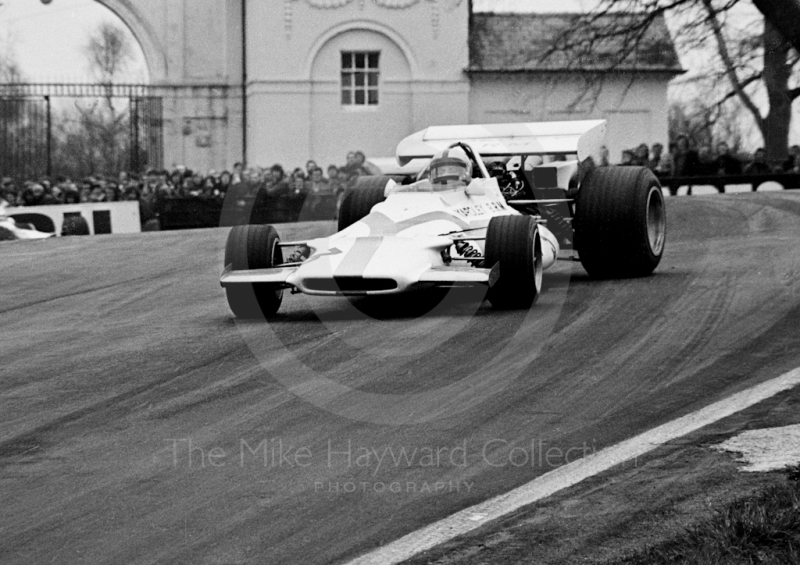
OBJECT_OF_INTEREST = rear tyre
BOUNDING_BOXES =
[484,215,543,309]
[223,224,283,318]
[337,176,391,231]
[61,215,90,236]
[0,226,16,241]
[574,166,666,279]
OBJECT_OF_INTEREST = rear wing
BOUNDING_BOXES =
[368,157,430,177]
[396,120,606,166]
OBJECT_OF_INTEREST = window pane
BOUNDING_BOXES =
[341,73,351,87]
[355,52,365,68]
[368,89,379,105]
[342,52,352,69]
[354,72,365,87]
[355,90,365,105]
[342,90,351,105]
[367,72,378,86]
[368,52,379,68]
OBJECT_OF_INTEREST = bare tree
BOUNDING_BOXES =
[67,22,135,175]
[752,0,800,52]
[548,0,800,165]
[84,21,134,83]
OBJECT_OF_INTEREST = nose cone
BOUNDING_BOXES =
[289,236,438,295]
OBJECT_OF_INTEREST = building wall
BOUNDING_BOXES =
[469,73,672,164]
[246,0,471,168]
[99,0,674,172]
[98,0,244,172]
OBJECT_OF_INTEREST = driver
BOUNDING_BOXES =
[429,147,472,189]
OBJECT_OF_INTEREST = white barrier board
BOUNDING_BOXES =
[6,201,141,236]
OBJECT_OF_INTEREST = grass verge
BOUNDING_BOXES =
[614,465,800,564]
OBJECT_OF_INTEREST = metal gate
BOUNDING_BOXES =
[130,96,164,173]
[0,83,163,179]
[0,96,51,179]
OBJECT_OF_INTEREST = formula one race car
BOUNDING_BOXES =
[220,120,666,318]
[0,203,55,240]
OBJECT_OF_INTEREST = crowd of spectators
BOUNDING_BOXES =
[0,149,382,221]
[615,138,800,194]
[4,139,800,211]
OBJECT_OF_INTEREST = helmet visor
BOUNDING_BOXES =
[432,164,468,182]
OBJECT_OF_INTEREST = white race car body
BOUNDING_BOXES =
[220,120,614,304]
[221,176,559,296]
[0,209,55,240]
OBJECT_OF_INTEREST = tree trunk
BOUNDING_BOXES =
[762,20,792,167]
[752,0,800,54]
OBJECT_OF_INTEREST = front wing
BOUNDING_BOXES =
[219,264,494,294]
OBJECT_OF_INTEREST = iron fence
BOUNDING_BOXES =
[0,83,164,180]
[0,96,51,179]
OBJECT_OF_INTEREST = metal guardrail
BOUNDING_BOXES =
[658,173,800,192]
[156,194,339,230]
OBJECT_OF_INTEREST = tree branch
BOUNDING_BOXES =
[700,0,764,129]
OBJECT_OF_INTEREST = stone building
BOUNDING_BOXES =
[96,0,682,171]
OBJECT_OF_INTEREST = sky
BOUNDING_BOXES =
[0,0,762,84]
[0,0,147,82]
[0,0,613,83]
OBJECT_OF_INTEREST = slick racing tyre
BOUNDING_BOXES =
[0,226,16,241]
[337,176,391,231]
[61,215,90,236]
[574,166,666,279]
[484,215,543,309]
[223,224,283,318]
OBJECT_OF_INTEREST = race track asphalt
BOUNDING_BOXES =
[1,192,799,565]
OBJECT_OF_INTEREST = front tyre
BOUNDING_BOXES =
[484,215,543,309]
[574,166,666,279]
[223,224,283,318]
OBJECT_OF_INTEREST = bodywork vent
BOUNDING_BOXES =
[304,277,398,293]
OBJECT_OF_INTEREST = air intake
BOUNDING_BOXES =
[304,277,398,293]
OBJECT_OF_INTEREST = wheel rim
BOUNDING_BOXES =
[271,237,284,301]
[533,230,543,293]
[646,186,666,255]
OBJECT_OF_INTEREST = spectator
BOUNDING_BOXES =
[632,143,649,166]
[289,168,309,201]
[232,162,244,184]
[783,145,800,172]
[63,186,81,204]
[620,149,635,165]
[89,184,107,202]
[22,183,46,206]
[672,135,701,176]
[648,143,665,173]
[308,167,331,195]
[265,164,289,198]
[697,145,716,175]
[201,175,218,198]
[105,183,119,202]
[714,142,742,176]
[218,170,232,194]
[305,160,318,178]
[327,164,339,182]
[122,186,140,202]
[744,148,771,178]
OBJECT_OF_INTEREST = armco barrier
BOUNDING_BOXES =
[659,173,800,193]
[159,194,339,230]
[7,201,141,236]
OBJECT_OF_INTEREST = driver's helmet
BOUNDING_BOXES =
[429,146,472,186]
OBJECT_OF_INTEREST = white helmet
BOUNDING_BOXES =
[429,146,472,185]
